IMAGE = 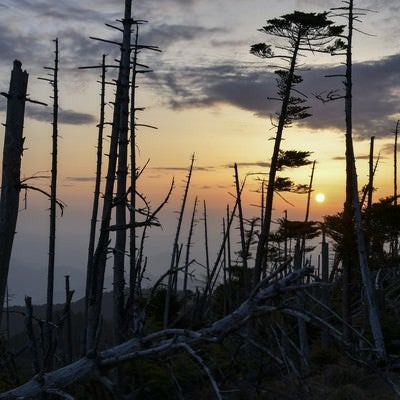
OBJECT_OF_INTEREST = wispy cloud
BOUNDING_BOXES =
[151,166,215,172]
[152,53,400,140]
[25,106,97,125]
[65,176,96,182]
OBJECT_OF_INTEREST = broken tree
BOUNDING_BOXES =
[0,60,28,327]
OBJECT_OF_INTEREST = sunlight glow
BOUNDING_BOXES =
[315,193,325,203]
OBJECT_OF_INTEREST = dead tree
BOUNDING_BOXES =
[395,121,399,206]
[234,163,249,294]
[203,200,211,286]
[392,121,399,256]
[332,0,386,357]
[0,266,319,400]
[38,38,60,361]
[163,154,195,328]
[85,6,129,352]
[127,21,159,335]
[183,196,198,296]
[84,54,107,317]
[0,60,29,327]
[112,0,133,347]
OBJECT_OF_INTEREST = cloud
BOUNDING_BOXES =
[224,161,270,168]
[153,53,400,140]
[25,105,97,125]
[140,24,226,50]
[331,153,388,161]
[65,176,96,182]
[151,166,215,172]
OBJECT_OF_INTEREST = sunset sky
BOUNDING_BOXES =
[0,0,399,304]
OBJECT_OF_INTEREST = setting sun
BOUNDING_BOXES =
[315,193,326,203]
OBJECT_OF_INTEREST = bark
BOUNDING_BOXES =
[367,136,375,209]
[163,154,195,328]
[343,0,386,358]
[320,227,330,348]
[0,266,314,400]
[113,0,133,346]
[84,55,106,345]
[392,121,399,256]
[234,163,249,293]
[183,197,198,295]
[203,200,211,285]
[128,24,139,332]
[0,60,28,326]
[301,160,315,264]
[46,38,59,364]
[395,120,398,205]
[85,3,129,351]
[64,275,73,364]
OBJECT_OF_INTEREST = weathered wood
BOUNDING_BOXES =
[113,0,133,346]
[343,0,386,359]
[0,60,28,327]
[0,266,314,400]
[84,54,106,354]
[45,38,59,365]
[85,0,131,351]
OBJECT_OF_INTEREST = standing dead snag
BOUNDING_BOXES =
[80,55,107,355]
[38,38,60,362]
[0,60,28,327]
[113,0,133,347]
[163,154,195,328]
[341,0,386,359]
[85,0,133,352]
[323,0,386,358]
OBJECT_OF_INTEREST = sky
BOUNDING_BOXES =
[0,0,399,305]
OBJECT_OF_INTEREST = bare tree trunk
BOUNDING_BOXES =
[183,197,198,296]
[203,200,211,285]
[85,1,132,352]
[294,239,308,370]
[253,34,301,285]
[25,296,40,375]
[0,60,28,327]
[128,24,139,335]
[234,164,249,294]
[64,275,73,364]
[45,38,59,364]
[84,55,106,346]
[320,226,330,349]
[393,121,399,256]
[163,154,195,328]
[343,0,386,358]
[367,136,375,209]
[113,0,133,346]
[301,160,315,265]
[395,120,398,205]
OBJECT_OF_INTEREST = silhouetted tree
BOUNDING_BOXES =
[0,61,28,327]
[251,11,344,285]
[37,38,60,364]
[332,0,386,357]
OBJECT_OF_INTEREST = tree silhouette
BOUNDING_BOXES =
[251,11,344,285]
[0,61,28,326]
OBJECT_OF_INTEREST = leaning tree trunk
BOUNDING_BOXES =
[0,60,28,327]
[253,32,301,285]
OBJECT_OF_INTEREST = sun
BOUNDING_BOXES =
[315,193,325,203]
